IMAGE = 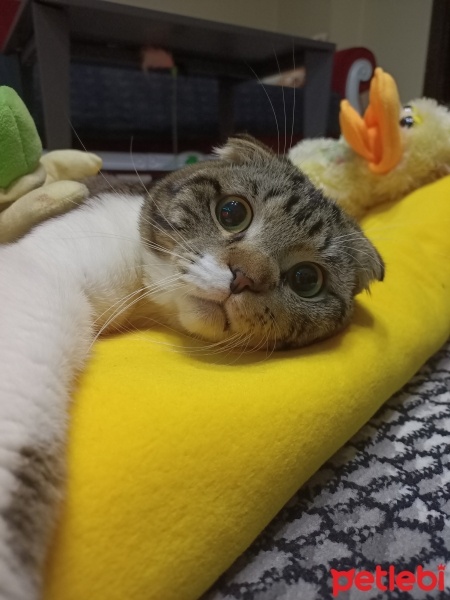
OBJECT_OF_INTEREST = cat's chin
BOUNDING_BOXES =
[177,295,231,343]
[177,296,275,350]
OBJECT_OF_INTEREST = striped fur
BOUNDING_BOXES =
[140,135,384,349]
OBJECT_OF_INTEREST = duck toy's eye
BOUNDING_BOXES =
[399,105,419,128]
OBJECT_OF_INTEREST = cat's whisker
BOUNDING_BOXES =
[124,311,247,355]
[129,136,152,197]
[140,189,201,257]
[266,312,282,355]
[334,230,394,243]
[69,121,121,196]
[127,330,246,357]
[133,167,209,259]
[139,308,253,356]
[151,312,250,357]
[42,231,146,246]
[92,273,184,329]
[150,197,201,256]
[338,244,380,264]
[140,212,188,251]
[91,277,185,347]
[185,335,246,357]
[272,46,287,156]
[141,236,195,263]
[185,334,239,355]
[222,334,250,363]
[263,327,273,359]
[90,289,152,348]
[266,330,278,361]
[255,331,270,353]
[333,231,373,241]
[92,286,149,328]
[265,314,281,359]
[290,42,296,151]
[143,286,186,306]
[244,60,280,155]
[218,335,249,358]
[335,249,367,270]
[230,324,254,363]
[42,227,193,268]
[218,334,252,361]
[60,219,189,266]
[143,280,186,301]
[140,209,198,258]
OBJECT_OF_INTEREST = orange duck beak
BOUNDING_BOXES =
[339,67,403,174]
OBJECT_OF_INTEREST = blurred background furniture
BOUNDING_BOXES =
[423,0,450,104]
[0,0,19,48]
[0,0,376,171]
[0,47,376,170]
[2,0,335,150]
[332,46,376,114]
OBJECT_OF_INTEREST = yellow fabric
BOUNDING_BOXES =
[45,176,450,600]
[340,67,403,174]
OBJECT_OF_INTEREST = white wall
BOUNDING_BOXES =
[277,0,433,101]
[277,0,333,40]
[360,0,433,101]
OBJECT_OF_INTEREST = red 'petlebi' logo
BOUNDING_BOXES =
[331,565,446,596]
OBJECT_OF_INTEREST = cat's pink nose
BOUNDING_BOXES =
[230,268,256,294]
[230,269,253,294]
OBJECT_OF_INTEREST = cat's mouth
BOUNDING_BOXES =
[189,296,231,332]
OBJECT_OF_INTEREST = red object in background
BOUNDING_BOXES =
[332,47,377,97]
[0,0,20,50]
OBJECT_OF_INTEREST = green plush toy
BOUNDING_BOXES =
[0,86,102,243]
[0,86,42,187]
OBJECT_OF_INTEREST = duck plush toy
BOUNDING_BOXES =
[0,86,102,243]
[289,67,450,219]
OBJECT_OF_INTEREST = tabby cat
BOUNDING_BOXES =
[0,135,384,599]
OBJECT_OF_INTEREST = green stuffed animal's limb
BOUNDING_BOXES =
[41,150,103,184]
[0,164,46,207]
[0,181,89,244]
[0,87,42,188]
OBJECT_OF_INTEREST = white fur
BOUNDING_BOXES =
[0,193,147,599]
[0,190,251,597]
[141,248,232,341]
[180,253,231,301]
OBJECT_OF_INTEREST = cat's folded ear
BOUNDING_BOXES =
[214,134,275,164]
[352,233,385,295]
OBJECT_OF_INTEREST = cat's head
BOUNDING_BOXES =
[140,135,384,350]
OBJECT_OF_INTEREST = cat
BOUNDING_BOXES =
[0,135,384,599]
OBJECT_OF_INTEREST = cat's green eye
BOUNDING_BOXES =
[287,262,324,299]
[216,196,253,233]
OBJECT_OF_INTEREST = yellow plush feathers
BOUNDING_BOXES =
[290,68,450,218]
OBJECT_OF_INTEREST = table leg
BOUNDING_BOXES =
[303,48,333,138]
[32,2,71,149]
[0,54,23,93]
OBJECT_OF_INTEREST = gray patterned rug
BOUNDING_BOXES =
[204,340,450,600]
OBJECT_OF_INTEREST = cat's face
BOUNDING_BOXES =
[140,136,384,350]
